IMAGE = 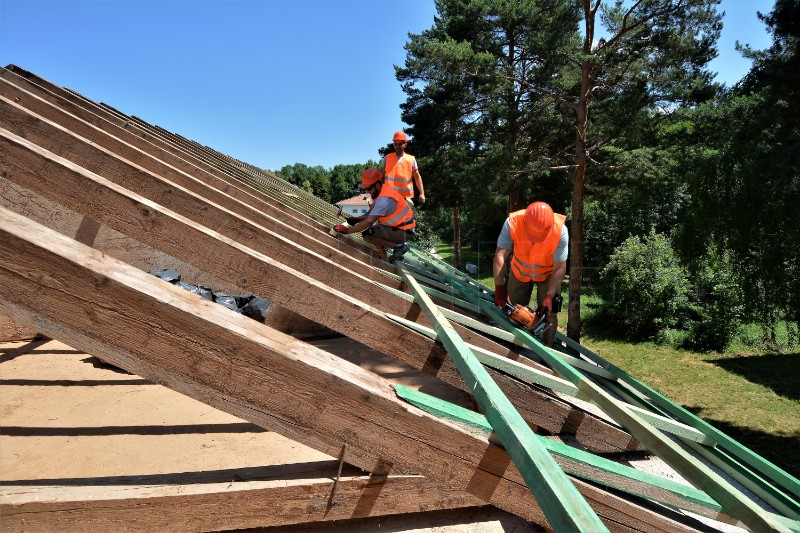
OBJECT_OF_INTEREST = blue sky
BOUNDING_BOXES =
[0,0,774,171]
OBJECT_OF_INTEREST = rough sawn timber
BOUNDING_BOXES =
[0,116,641,455]
[0,207,700,532]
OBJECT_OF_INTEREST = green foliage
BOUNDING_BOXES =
[275,163,331,202]
[675,0,800,339]
[410,208,443,253]
[600,230,689,338]
[272,161,380,204]
[684,247,745,352]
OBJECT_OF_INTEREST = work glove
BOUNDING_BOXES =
[540,294,553,315]
[494,284,507,307]
[334,224,349,234]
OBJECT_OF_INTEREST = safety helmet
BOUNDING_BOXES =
[393,131,408,143]
[359,167,382,189]
[524,201,554,242]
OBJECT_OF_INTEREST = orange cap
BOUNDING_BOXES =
[359,167,382,189]
[524,202,554,242]
[393,131,408,142]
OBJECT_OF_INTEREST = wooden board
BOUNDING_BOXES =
[0,206,704,532]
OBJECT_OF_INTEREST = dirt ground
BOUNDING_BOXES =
[0,330,532,532]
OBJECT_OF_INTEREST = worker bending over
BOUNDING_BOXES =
[493,201,568,347]
[334,168,416,262]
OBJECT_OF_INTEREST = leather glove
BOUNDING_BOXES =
[540,294,553,315]
[494,284,507,307]
[345,216,361,225]
[334,224,349,234]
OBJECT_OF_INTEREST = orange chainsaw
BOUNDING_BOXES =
[503,302,550,337]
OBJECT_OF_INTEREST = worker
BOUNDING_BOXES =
[492,201,568,347]
[379,131,426,205]
[334,168,416,262]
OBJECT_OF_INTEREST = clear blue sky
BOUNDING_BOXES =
[0,0,774,172]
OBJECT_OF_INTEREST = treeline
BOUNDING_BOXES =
[272,162,380,204]
[270,0,799,351]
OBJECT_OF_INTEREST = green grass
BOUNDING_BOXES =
[435,244,800,481]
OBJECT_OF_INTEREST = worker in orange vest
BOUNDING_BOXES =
[334,168,416,262]
[379,131,426,205]
[492,201,568,347]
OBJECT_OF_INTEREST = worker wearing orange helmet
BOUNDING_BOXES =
[334,167,416,262]
[379,131,426,205]
[492,201,568,347]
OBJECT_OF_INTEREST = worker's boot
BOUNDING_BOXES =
[389,243,409,262]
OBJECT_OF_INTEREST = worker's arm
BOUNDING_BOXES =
[412,168,425,204]
[546,261,566,297]
[492,247,512,306]
[345,214,380,234]
[493,247,511,287]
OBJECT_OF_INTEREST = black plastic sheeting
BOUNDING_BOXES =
[148,269,271,323]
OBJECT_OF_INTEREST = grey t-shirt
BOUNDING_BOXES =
[369,195,397,218]
[497,218,569,262]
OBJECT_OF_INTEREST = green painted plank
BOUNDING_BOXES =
[684,436,800,520]
[394,385,721,513]
[387,314,581,397]
[394,263,609,532]
[395,384,800,532]
[521,340,618,380]
[375,273,481,313]
[556,331,800,506]
[388,314,716,445]
[411,251,791,533]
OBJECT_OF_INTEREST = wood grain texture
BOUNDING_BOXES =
[0,123,642,454]
[0,206,704,531]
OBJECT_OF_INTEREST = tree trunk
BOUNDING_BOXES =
[567,55,593,342]
[453,205,462,270]
[507,190,522,214]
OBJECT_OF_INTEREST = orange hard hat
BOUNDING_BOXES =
[359,167,382,189]
[393,131,408,142]
[524,202,554,242]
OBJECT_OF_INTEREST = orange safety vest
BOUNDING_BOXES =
[508,210,566,283]
[376,185,416,231]
[384,153,416,198]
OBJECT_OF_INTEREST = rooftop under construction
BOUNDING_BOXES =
[1,64,799,532]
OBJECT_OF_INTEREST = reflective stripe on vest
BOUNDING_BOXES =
[508,210,566,283]
[377,186,416,231]
[384,153,415,198]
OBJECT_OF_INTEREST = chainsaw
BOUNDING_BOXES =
[503,302,550,337]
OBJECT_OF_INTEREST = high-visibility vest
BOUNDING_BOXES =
[376,185,416,231]
[508,209,566,282]
[384,153,416,198]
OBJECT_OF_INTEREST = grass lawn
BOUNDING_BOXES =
[434,244,800,481]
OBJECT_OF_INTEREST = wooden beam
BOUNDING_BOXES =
[0,68,377,260]
[395,263,608,531]
[0,464,489,531]
[0,206,700,531]
[557,332,800,508]
[0,126,642,454]
[389,314,716,446]
[436,268,791,533]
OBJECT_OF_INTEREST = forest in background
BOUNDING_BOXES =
[272,0,799,352]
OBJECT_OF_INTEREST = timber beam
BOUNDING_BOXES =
[0,206,702,532]
[0,127,642,454]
